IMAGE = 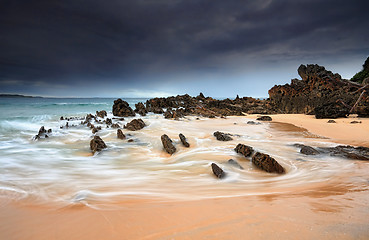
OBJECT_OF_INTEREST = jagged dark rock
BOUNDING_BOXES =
[161,134,176,154]
[179,133,190,147]
[256,116,272,121]
[124,119,145,131]
[252,152,285,174]
[227,159,243,169]
[105,118,112,125]
[211,163,225,178]
[213,131,233,141]
[90,136,107,153]
[96,110,107,118]
[269,64,365,115]
[111,123,120,128]
[234,144,254,157]
[300,145,320,155]
[117,129,126,139]
[34,126,52,140]
[135,102,148,116]
[112,99,136,117]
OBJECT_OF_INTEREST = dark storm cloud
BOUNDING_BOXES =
[0,0,368,94]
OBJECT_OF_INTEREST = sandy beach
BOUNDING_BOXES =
[1,114,369,240]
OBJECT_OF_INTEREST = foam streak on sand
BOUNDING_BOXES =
[0,98,369,239]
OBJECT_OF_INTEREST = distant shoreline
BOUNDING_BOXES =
[0,94,43,98]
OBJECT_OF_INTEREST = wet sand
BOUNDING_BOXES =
[1,114,369,240]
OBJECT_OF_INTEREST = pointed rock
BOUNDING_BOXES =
[117,129,126,140]
[211,163,225,178]
[252,152,285,174]
[90,136,107,153]
[161,134,176,154]
[179,133,190,147]
[235,144,254,157]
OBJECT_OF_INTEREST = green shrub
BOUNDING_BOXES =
[350,69,369,83]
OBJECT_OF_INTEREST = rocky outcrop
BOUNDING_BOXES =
[134,102,147,116]
[179,133,190,147]
[90,136,107,153]
[213,131,233,141]
[234,144,254,157]
[211,163,225,178]
[96,110,107,118]
[117,129,126,139]
[112,99,136,117]
[124,119,145,131]
[252,152,285,174]
[268,64,364,118]
[161,134,176,154]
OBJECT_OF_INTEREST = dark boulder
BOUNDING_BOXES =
[234,144,254,157]
[327,120,336,123]
[124,119,145,131]
[211,163,225,178]
[252,152,285,174]
[213,131,233,141]
[112,99,136,117]
[117,129,126,140]
[90,136,107,153]
[179,133,190,147]
[161,134,176,155]
[314,102,349,119]
[105,118,112,125]
[256,116,272,121]
[96,110,107,118]
[227,159,243,169]
[300,145,320,155]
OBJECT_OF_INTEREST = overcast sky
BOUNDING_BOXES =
[0,0,368,98]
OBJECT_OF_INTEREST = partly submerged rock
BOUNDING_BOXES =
[327,120,336,123]
[234,143,254,157]
[134,102,148,116]
[256,116,272,121]
[227,159,244,169]
[247,121,261,125]
[211,163,225,178]
[319,145,369,161]
[179,133,190,147]
[300,145,320,155]
[213,131,233,141]
[124,119,145,131]
[90,136,107,153]
[252,152,285,174]
[117,129,126,140]
[161,134,176,155]
[34,126,52,140]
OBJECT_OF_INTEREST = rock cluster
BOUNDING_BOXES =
[295,144,369,160]
[213,131,233,141]
[112,99,135,117]
[96,110,107,118]
[34,126,52,140]
[234,143,285,174]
